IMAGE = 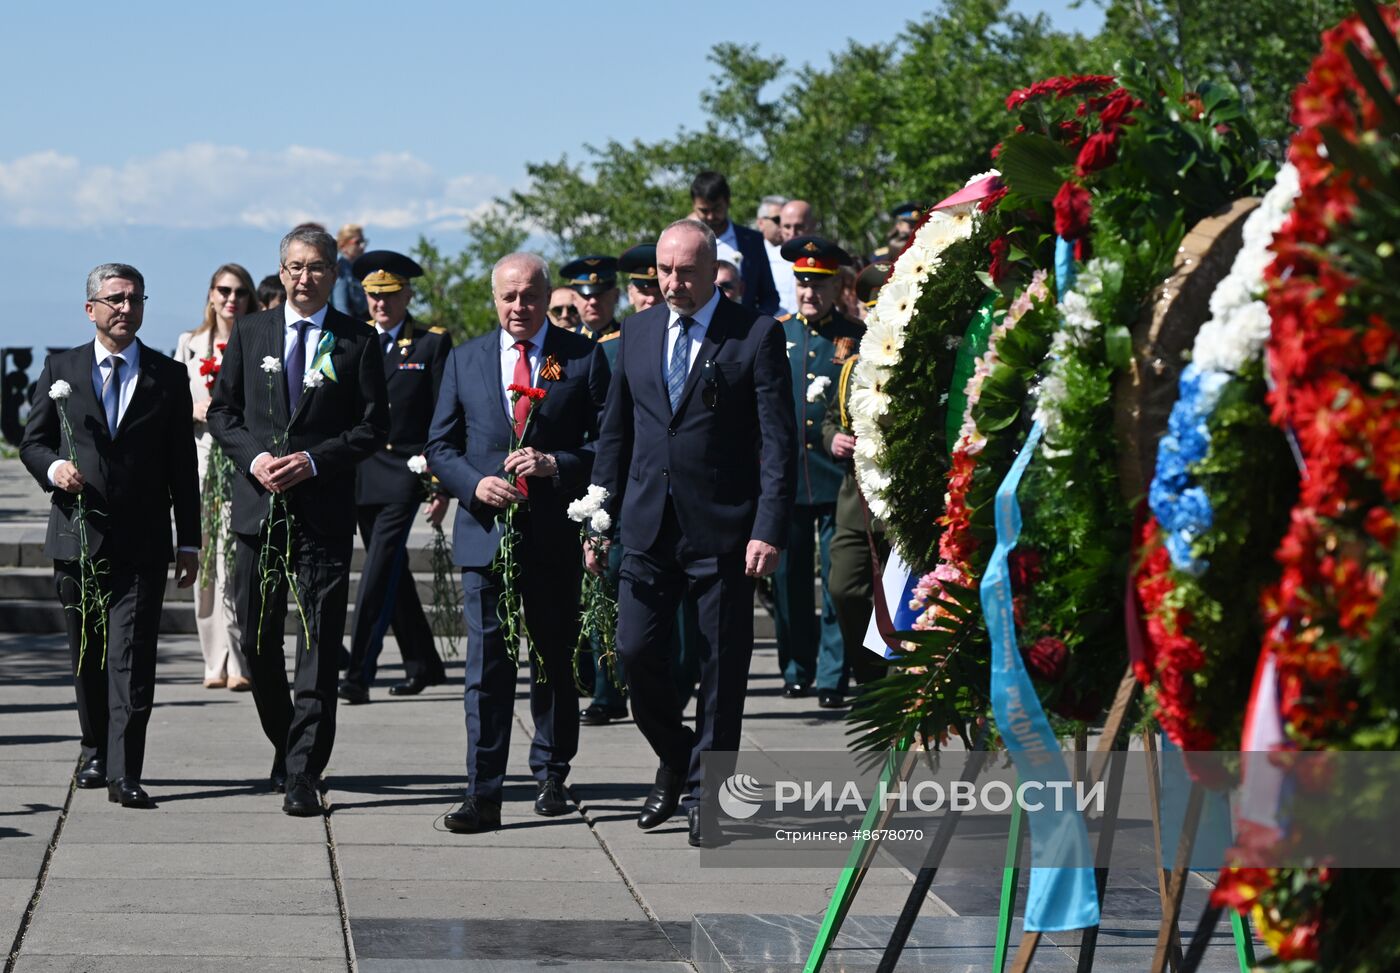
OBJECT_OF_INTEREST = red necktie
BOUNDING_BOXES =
[512,340,532,497]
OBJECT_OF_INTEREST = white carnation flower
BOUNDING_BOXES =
[261,356,282,373]
[805,375,831,402]
[589,509,612,534]
[406,454,429,475]
[303,370,325,389]
[48,380,72,400]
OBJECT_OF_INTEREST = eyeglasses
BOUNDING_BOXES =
[282,262,332,279]
[92,293,147,310]
[717,281,739,293]
[549,305,580,318]
[759,215,780,224]
[215,285,250,299]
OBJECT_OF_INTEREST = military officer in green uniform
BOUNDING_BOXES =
[823,264,889,691]
[772,236,863,707]
[559,255,620,341]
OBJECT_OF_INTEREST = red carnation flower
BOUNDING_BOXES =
[1052,181,1092,239]
[1025,636,1068,683]
[1075,132,1118,176]
[988,236,1010,285]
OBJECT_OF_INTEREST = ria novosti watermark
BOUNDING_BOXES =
[697,749,1400,871]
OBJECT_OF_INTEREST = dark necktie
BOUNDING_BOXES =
[102,357,123,436]
[382,332,395,359]
[667,317,693,411]
[287,321,309,411]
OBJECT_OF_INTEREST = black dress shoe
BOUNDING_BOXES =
[444,796,501,833]
[107,778,153,809]
[580,703,628,725]
[76,756,106,789]
[637,767,684,830]
[337,680,370,705]
[534,779,570,817]
[818,691,848,709]
[388,673,438,696]
[687,806,708,848]
[282,774,322,817]
[782,683,810,699]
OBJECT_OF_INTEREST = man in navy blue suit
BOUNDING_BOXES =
[689,171,781,316]
[589,218,796,845]
[426,252,610,833]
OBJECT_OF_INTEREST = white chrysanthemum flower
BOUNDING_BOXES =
[964,168,1001,186]
[854,432,881,460]
[860,311,901,368]
[261,356,282,373]
[48,380,72,400]
[848,384,891,425]
[303,370,325,389]
[878,276,922,322]
[806,375,831,402]
[406,454,429,475]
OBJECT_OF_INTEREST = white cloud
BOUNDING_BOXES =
[0,144,503,231]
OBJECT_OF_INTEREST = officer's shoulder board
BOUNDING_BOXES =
[775,312,794,323]
[598,331,620,344]
[428,325,449,335]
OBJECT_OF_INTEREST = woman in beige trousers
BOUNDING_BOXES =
[175,263,257,689]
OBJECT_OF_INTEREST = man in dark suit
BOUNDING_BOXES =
[689,171,780,315]
[20,263,201,809]
[337,251,450,705]
[589,218,796,845]
[208,225,389,817]
[426,252,609,833]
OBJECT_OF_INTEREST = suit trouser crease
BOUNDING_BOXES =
[56,558,164,782]
[234,527,349,778]
[348,502,443,687]
[461,515,582,803]
[617,501,753,806]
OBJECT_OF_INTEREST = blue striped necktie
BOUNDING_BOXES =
[667,317,693,411]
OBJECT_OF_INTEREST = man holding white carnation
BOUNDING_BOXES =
[20,262,201,809]
[207,225,390,817]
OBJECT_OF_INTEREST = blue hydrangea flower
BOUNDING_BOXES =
[1149,365,1228,576]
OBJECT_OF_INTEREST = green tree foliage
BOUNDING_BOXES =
[414,0,1331,336]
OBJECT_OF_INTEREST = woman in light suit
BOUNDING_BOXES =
[175,263,257,690]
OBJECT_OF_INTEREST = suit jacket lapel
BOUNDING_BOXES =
[70,343,104,437]
[673,301,729,417]
[115,340,158,437]
[477,331,512,436]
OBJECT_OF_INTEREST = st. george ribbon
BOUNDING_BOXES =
[977,236,1099,931]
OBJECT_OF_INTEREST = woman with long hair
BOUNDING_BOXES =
[175,263,256,690]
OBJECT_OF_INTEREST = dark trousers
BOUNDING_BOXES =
[773,503,843,690]
[588,542,700,710]
[233,526,351,779]
[617,500,754,806]
[346,502,444,688]
[461,514,582,803]
[828,523,889,686]
[56,558,166,782]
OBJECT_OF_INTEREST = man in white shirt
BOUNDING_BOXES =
[688,171,780,315]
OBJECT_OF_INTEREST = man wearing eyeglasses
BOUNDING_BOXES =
[715,260,746,305]
[559,255,620,342]
[547,287,582,330]
[771,236,864,709]
[208,225,389,817]
[20,263,201,809]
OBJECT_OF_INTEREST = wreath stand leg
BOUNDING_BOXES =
[1143,732,1185,971]
[869,728,992,973]
[1150,782,1205,973]
[801,739,920,972]
[1003,666,1138,972]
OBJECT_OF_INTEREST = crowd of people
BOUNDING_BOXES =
[18,170,920,847]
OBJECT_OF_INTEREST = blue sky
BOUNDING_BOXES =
[0,0,1102,350]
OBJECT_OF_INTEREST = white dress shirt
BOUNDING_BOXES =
[766,238,797,315]
[664,286,722,379]
[499,324,545,421]
[252,302,330,478]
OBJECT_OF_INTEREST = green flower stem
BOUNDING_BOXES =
[572,532,621,694]
[55,402,110,672]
